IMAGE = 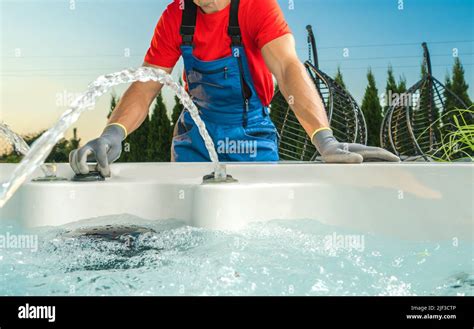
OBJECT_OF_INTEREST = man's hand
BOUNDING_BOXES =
[69,124,126,177]
[312,129,400,163]
[69,63,172,177]
[262,35,400,164]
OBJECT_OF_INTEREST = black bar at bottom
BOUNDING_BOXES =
[0,296,472,328]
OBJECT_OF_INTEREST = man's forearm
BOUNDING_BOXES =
[277,59,330,137]
[108,80,163,136]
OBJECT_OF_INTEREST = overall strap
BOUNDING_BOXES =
[181,0,242,48]
[180,0,198,46]
[228,0,242,47]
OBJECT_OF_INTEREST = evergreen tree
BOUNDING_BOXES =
[443,58,472,120]
[112,92,151,162]
[107,92,125,161]
[443,74,455,121]
[108,92,119,119]
[361,69,383,147]
[171,77,184,132]
[107,93,133,162]
[384,65,398,115]
[148,94,172,162]
[334,67,346,89]
[397,75,407,93]
[70,128,81,151]
[441,58,473,159]
[171,95,182,128]
[48,139,71,162]
[449,57,472,106]
[123,115,150,162]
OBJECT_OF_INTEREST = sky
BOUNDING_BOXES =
[0,0,473,148]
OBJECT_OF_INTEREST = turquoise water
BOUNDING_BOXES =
[0,216,472,296]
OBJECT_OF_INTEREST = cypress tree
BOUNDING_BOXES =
[108,92,152,162]
[442,58,473,159]
[171,95,183,132]
[70,128,80,151]
[384,65,398,115]
[107,93,129,162]
[334,67,346,89]
[123,115,150,162]
[361,69,383,147]
[108,93,119,119]
[114,93,151,162]
[443,58,472,126]
[443,74,455,124]
[397,75,407,93]
[449,57,472,106]
[148,94,172,162]
[170,77,185,152]
[171,77,184,132]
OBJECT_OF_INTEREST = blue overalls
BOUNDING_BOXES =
[172,0,279,162]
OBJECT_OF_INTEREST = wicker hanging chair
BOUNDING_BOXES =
[380,43,471,160]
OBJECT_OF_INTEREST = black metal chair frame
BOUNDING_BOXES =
[380,43,469,160]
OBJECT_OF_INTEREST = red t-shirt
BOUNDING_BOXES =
[144,0,291,106]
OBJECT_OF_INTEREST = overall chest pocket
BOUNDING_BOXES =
[187,64,243,108]
[188,67,228,89]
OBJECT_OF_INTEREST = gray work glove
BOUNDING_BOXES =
[69,124,126,177]
[312,129,400,163]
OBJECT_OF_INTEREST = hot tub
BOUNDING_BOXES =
[0,162,472,241]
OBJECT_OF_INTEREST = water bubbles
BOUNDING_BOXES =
[0,218,472,296]
[391,257,404,268]
[311,279,329,293]
[378,276,413,296]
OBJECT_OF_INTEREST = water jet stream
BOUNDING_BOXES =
[0,67,222,208]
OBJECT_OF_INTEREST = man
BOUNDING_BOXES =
[70,0,399,177]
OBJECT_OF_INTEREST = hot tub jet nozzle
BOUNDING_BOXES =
[32,164,68,182]
[71,164,106,182]
[202,164,238,184]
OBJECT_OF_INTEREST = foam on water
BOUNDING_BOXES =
[0,216,471,296]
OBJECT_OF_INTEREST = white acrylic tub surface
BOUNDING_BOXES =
[0,162,472,241]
